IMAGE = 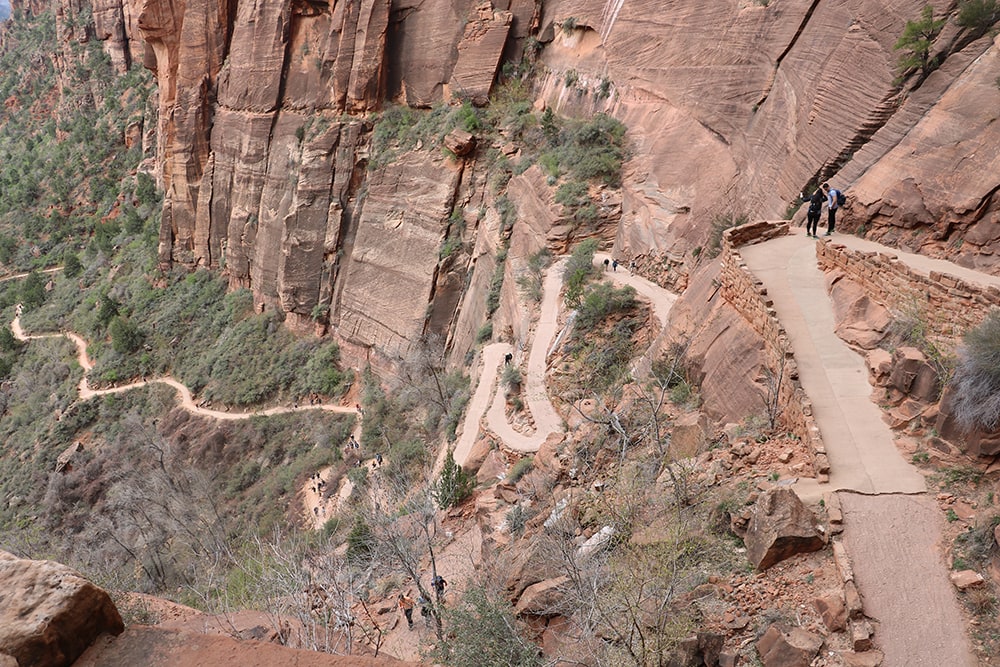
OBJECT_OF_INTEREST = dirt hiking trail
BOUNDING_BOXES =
[741,227,978,667]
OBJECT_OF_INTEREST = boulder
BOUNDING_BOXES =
[866,349,893,387]
[813,594,847,632]
[827,273,890,349]
[756,624,823,667]
[664,634,725,667]
[949,570,984,590]
[671,411,709,459]
[744,488,825,571]
[850,618,874,652]
[514,576,568,616]
[889,347,927,394]
[838,650,885,667]
[443,129,476,157]
[0,551,124,667]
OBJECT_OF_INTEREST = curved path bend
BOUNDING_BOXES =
[453,253,679,467]
[12,312,363,422]
[741,227,979,667]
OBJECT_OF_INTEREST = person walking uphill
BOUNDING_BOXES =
[399,592,415,630]
[806,188,824,238]
[822,182,842,235]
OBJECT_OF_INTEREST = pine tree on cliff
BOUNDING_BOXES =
[894,5,946,78]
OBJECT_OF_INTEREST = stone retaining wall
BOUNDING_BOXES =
[816,241,1000,341]
[720,221,828,479]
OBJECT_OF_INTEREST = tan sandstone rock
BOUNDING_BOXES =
[756,624,823,667]
[744,488,825,571]
[0,551,124,667]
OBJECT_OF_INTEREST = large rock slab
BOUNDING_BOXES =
[827,272,889,350]
[0,551,124,667]
[744,487,825,571]
[514,576,568,616]
[756,624,823,667]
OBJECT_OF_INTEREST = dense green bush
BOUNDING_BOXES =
[894,5,946,76]
[429,587,542,667]
[563,238,599,307]
[575,282,637,333]
[957,0,999,35]
[952,309,1000,431]
[432,450,474,509]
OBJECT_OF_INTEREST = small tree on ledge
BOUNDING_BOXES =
[894,5,946,78]
[432,450,474,509]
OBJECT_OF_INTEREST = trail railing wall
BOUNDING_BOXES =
[719,221,829,480]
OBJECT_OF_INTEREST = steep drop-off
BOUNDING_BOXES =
[46,0,1000,369]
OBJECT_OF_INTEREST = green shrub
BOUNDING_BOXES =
[429,587,542,667]
[476,321,493,344]
[894,5,946,76]
[433,450,475,509]
[346,516,375,565]
[501,364,522,388]
[952,309,1000,431]
[563,238,598,307]
[109,316,143,354]
[957,0,999,35]
[575,282,637,333]
[507,456,533,484]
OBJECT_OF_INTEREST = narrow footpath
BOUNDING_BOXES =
[741,227,978,667]
[453,253,679,468]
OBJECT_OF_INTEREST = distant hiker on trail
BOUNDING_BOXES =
[399,592,415,630]
[806,188,824,238]
[504,352,512,365]
[822,182,842,235]
[375,453,383,466]
[431,574,447,603]
[612,259,619,272]
[603,258,610,271]
[418,594,432,627]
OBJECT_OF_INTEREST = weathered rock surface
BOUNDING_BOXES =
[744,488,825,571]
[756,623,823,667]
[826,272,889,350]
[0,551,123,667]
[514,576,568,616]
[448,2,513,106]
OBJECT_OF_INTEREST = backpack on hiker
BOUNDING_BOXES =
[834,189,846,207]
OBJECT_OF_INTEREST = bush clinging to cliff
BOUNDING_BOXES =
[951,309,1000,431]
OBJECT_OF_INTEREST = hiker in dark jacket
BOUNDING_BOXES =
[806,189,824,238]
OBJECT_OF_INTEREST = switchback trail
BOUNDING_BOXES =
[741,228,978,667]
[453,253,678,468]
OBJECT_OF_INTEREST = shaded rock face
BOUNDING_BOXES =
[0,551,124,667]
[744,487,825,571]
[756,623,823,667]
[826,271,889,350]
[64,0,1000,366]
[841,33,1000,272]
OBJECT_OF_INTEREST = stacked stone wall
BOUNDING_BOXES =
[719,221,828,478]
[817,242,1000,341]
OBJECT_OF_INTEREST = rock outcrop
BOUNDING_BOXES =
[36,0,1000,377]
[756,623,823,667]
[0,551,123,667]
[744,488,825,571]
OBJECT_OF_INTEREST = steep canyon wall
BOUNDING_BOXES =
[34,0,1000,367]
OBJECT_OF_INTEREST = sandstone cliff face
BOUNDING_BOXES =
[55,0,1000,364]
[534,0,999,276]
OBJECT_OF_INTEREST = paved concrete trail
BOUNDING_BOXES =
[742,227,978,667]
[453,253,678,467]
